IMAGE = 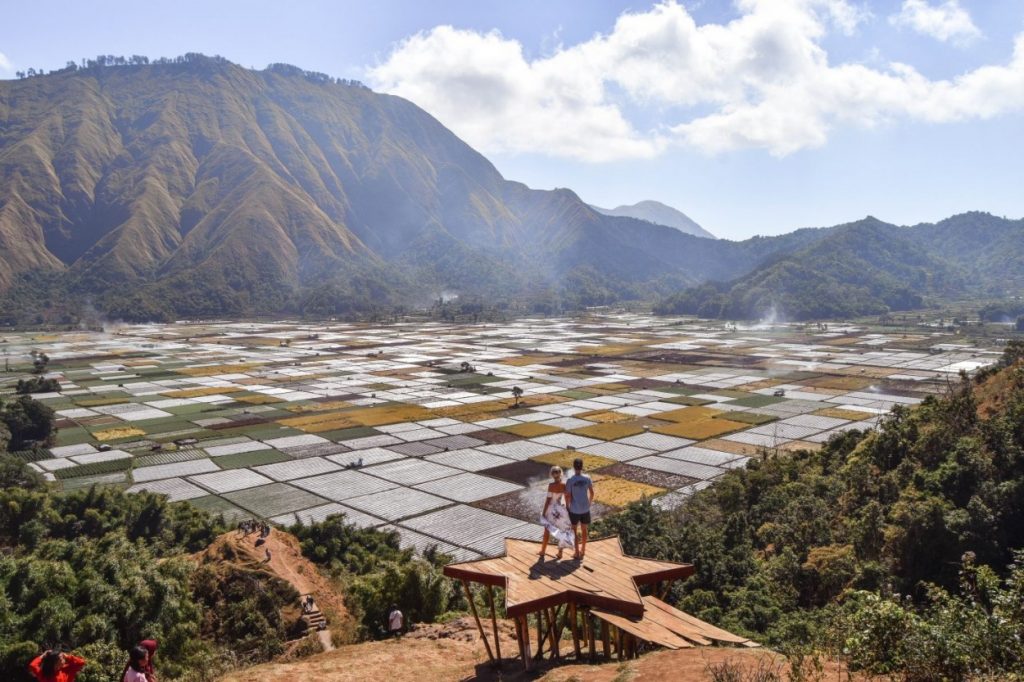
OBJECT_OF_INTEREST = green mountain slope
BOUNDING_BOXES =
[0,56,797,316]
[655,218,965,320]
[906,211,1024,294]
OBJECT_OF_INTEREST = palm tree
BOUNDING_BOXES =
[511,386,523,407]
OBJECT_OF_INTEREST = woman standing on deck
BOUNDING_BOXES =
[538,466,573,560]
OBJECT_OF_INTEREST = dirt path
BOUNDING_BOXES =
[218,619,862,682]
[194,530,349,649]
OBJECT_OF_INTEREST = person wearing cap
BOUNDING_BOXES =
[564,457,594,560]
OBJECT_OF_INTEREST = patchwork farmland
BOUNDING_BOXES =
[1,315,1001,562]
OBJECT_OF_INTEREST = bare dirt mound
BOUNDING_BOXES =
[194,530,349,633]
[217,618,857,682]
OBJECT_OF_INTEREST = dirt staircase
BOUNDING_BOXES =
[298,595,328,635]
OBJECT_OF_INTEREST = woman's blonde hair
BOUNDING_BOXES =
[550,466,562,476]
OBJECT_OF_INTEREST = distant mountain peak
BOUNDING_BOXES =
[590,200,715,239]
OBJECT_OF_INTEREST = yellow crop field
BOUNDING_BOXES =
[590,474,666,507]
[569,421,645,441]
[533,450,617,471]
[585,383,633,395]
[92,427,146,441]
[500,422,562,438]
[178,363,263,377]
[814,407,876,420]
[430,400,508,420]
[300,418,362,433]
[578,410,632,424]
[278,411,355,428]
[652,417,747,440]
[651,406,720,423]
[342,404,433,426]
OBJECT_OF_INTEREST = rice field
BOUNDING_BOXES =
[2,313,1002,561]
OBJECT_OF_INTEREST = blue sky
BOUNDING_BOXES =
[2,1,1023,240]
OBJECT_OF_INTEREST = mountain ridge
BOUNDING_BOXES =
[591,199,715,239]
[1,56,1021,322]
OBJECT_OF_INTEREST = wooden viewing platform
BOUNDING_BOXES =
[444,537,757,670]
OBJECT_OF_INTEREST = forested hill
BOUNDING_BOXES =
[597,340,1024,679]
[655,214,1017,320]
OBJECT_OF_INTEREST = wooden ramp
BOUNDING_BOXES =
[642,596,758,647]
[591,596,758,651]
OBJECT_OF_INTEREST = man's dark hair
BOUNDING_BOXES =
[573,458,583,471]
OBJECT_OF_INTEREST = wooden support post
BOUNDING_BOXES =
[514,617,524,668]
[659,579,674,601]
[519,615,533,671]
[536,610,545,659]
[587,612,596,662]
[485,585,502,666]
[569,602,581,659]
[461,580,495,663]
[616,627,624,661]
[601,620,610,660]
[546,606,559,659]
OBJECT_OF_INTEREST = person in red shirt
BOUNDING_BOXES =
[28,649,86,682]
[138,639,158,677]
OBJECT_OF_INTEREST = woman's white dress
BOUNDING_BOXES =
[541,491,574,549]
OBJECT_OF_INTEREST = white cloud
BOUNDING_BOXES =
[0,52,13,74]
[369,0,1022,160]
[891,0,981,45]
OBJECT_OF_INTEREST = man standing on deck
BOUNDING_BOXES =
[565,457,594,560]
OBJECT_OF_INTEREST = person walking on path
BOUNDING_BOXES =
[565,458,595,560]
[28,649,86,682]
[538,465,572,560]
[387,604,404,638]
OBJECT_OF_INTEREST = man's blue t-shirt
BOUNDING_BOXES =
[565,473,593,514]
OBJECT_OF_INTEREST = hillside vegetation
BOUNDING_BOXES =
[654,216,1015,320]
[596,340,1024,679]
[0,397,458,682]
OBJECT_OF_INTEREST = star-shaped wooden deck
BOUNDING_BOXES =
[444,537,693,617]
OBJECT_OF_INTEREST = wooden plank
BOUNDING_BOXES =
[587,611,596,662]
[486,585,502,665]
[520,615,532,671]
[639,599,710,645]
[462,581,495,662]
[642,596,753,645]
[591,607,691,650]
[548,606,559,659]
[569,602,581,659]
